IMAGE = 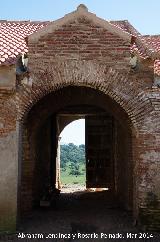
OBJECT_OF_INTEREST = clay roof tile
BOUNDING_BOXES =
[0,20,49,65]
[0,19,160,75]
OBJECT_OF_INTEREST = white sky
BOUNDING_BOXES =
[60,119,85,145]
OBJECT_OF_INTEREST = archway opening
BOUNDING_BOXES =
[19,85,134,233]
[60,119,86,191]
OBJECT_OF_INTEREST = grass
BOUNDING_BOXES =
[60,164,86,185]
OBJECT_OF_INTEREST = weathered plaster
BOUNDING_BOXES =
[0,5,160,231]
[0,124,19,232]
[0,65,16,89]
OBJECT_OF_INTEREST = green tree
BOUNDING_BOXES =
[60,143,85,175]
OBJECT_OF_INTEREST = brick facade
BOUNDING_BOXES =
[0,4,160,231]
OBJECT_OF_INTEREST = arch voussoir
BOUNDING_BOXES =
[15,60,153,131]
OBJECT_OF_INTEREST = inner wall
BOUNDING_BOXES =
[19,86,133,218]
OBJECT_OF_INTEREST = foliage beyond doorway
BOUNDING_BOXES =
[60,143,86,185]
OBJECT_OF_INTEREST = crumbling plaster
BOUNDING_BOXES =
[0,4,160,232]
[0,65,16,89]
[0,124,19,232]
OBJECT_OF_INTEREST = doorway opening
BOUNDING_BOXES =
[19,86,134,233]
[55,106,116,196]
[59,119,86,192]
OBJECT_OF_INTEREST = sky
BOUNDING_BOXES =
[1,0,159,144]
[1,0,160,35]
[60,119,85,145]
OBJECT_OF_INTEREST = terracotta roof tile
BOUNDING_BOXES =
[112,21,159,58]
[112,21,160,76]
[0,21,49,65]
[143,35,160,76]
[110,20,140,36]
[143,35,160,52]
[0,19,160,75]
[154,59,160,76]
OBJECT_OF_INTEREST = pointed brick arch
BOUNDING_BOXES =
[16,60,153,132]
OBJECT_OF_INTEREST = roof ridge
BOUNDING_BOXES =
[109,20,140,39]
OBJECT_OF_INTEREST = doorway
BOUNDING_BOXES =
[19,86,133,221]
[59,119,86,192]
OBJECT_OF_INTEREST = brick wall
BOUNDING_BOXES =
[18,16,156,220]
[0,10,160,231]
[28,17,130,74]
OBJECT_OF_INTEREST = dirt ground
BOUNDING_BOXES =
[1,185,160,242]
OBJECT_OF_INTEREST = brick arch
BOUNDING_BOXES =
[16,60,153,132]
[17,60,155,220]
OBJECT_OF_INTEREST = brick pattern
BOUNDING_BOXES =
[16,60,155,215]
[19,124,33,215]
[0,10,160,231]
[15,18,157,219]
[28,18,131,68]
[0,93,17,136]
[0,18,160,74]
[20,85,134,217]
[17,61,153,130]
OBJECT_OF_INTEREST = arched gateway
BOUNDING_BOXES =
[0,4,160,232]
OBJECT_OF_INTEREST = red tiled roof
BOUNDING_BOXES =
[111,21,160,76]
[143,35,160,76]
[154,59,160,76]
[143,35,160,53]
[0,21,48,65]
[0,19,160,75]
[110,20,141,36]
[112,20,160,59]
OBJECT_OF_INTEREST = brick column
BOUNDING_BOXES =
[136,91,160,230]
